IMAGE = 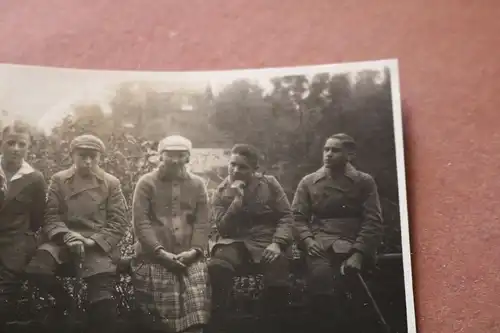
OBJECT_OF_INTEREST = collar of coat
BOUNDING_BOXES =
[0,155,35,183]
[218,172,266,192]
[312,163,359,184]
[59,165,106,182]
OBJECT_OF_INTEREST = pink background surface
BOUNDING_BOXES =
[1,1,500,332]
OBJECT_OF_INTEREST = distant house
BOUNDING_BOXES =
[187,148,231,194]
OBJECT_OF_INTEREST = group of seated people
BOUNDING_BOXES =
[0,120,383,333]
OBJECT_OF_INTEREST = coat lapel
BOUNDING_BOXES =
[0,175,35,210]
[65,177,101,200]
[62,166,106,200]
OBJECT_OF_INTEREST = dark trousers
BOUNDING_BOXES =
[25,249,118,333]
[305,250,366,333]
[208,243,290,332]
[0,264,22,329]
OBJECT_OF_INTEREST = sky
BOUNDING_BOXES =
[0,59,393,133]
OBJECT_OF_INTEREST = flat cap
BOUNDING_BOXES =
[70,134,105,153]
[158,135,192,153]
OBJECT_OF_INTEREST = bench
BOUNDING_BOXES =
[6,251,404,333]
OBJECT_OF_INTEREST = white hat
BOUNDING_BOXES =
[158,135,192,152]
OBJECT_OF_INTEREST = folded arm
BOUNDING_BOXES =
[210,187,244,237]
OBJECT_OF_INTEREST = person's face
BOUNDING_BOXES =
[323,138,348,169]
[159,150,189,174]
[72,148,100,176]
[1,131,30,166]
[228,153,254,183]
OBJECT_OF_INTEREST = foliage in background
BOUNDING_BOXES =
[8,67,406,331]
[26,67,401,253]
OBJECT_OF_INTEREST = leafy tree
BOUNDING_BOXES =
[9,68,406,332]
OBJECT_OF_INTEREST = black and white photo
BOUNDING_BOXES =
[0,59,414,333]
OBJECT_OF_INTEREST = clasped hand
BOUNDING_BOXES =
[340,251,363,276]
[262,242,282,263]
[156,249,199,273]
[64,231,96,248]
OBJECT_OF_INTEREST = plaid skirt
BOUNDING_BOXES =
[131,259,211,332]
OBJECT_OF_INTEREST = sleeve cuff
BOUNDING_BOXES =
[90,234,112,253]
[153,244,164,255]
[52,231,67,245]
[272,237,289,249]
[47,225,70,240]
[192,246,204,257]
[352,243,367,255]
[300,233,314,242]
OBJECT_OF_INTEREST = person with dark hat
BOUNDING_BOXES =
[0,120,46,331]
[25,134,129,333]
[208,143,294,332]
[130,135,211,333]
[291,133,384,332]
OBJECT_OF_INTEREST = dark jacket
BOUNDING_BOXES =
[210,174,293,262]
[38,166,129,277]
[0,160,46,272]
[292,164,383,258]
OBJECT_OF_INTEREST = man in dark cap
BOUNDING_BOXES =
[0,120,46,331]
[291,133,384,332]
[25,134,129,333]
[208,143,294,332]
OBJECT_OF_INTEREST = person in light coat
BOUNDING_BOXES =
[25,134,129,333]
[131,135,211,333]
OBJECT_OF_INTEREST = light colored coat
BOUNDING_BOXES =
[39,166,129,277]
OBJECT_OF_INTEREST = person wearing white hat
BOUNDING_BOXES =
[131,135,211,333]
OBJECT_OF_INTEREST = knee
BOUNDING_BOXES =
[208,258,234,274]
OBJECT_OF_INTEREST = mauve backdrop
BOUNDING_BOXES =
[0,1,499,332]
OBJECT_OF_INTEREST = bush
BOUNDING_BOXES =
[7,69,407,332]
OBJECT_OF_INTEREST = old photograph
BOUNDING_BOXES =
[0,59,414,333]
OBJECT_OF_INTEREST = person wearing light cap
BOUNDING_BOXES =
[130,135,211,333]
[25,134,129,333]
